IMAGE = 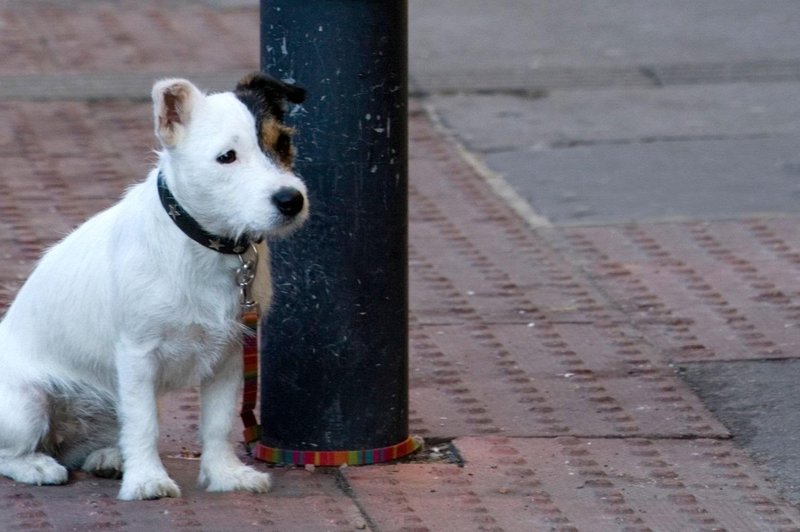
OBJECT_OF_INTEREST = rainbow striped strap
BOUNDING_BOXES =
[240,307,261,446]
[238,305,420,465]
[252,436,421,466]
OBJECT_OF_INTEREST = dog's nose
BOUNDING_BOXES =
[272,187,305,217]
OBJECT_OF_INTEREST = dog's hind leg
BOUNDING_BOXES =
[46,389,121,478]
[82,447,123,479]
[0,382,68,485]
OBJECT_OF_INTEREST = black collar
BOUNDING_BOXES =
[157,171,252,255]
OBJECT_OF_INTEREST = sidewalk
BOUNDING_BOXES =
[1,1,800,531]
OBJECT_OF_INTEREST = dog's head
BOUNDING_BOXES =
[152,73,308,243]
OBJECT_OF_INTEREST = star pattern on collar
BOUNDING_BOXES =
[158,170,254,255]
[167,204,181,220]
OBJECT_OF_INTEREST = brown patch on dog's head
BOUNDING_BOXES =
[259,118,296,169]
[234,72,306,169]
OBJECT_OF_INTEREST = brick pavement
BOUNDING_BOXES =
[1,1,800,531]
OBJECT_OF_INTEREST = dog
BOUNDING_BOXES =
[0,72,308,500]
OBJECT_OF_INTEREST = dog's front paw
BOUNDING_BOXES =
[199,464,272,493]
[118,473,181,501]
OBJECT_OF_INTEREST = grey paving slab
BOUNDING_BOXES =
[415,0,800,231]
[429,82,800,153]
[681,359,800,507]
[487,135,800,224]
[410,0,800,92]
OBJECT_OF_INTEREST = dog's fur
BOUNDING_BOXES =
[0,73,308,500]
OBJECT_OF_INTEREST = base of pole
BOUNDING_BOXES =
[252,436,421,466]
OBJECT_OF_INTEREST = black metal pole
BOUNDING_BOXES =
[256,0,412,464]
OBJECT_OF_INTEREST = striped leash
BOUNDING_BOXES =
[236,245,261,447]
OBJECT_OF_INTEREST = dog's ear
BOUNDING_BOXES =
[152,79,204,148]
[234,72,306,123]
[235,72,307,168]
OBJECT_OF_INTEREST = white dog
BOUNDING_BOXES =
[0,73,308,500]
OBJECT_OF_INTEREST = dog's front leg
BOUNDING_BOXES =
[115,338,181,500]
[198,348,272,493]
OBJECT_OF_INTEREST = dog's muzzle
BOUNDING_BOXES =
[272,187,305,217]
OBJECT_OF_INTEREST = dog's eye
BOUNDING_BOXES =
[216,150,237,164]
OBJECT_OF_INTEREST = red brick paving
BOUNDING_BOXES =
[347,436,800,532]
[562,221,800,363]
[0,1,259,75]
[1,1,800,530]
